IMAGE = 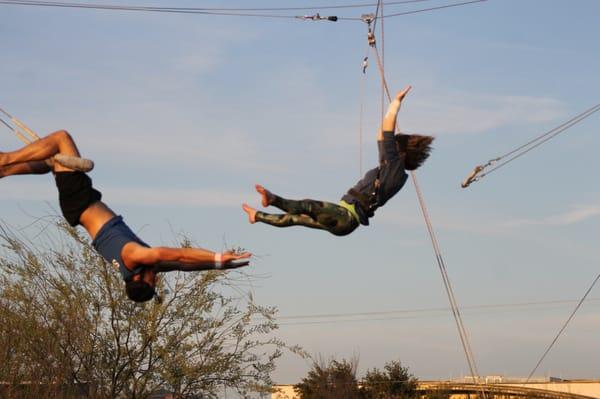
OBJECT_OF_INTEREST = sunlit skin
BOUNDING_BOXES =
[0,130,251,290]
[242,85,412,223]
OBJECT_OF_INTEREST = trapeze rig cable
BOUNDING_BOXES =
[0,106,39,143]
[0,106,94,172]
[461,102,600,189]
[362,5,486,396]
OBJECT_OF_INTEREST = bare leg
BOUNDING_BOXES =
[243,198,359,236]
[0,161,51,178]
[0,130,91,172]
[255,211,325,231]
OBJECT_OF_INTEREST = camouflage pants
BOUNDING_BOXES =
[255,195,359,236]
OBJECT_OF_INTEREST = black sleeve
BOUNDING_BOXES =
[378,131,399,164]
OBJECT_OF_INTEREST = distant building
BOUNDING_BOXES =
[272,376,600,399]
[272,384,297,399]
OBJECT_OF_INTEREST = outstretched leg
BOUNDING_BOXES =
[0,161,51,178]
[242,199,359,236]
[0,130,92,173]
[254,185,324,217]
[255,211,327,231]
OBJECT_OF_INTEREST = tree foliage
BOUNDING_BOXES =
[294,358,361,399]
[295,358,420,399]
[0,220,301,398]
[361,360,418,399]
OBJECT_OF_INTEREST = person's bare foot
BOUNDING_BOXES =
[242,203,257,224]
[53,154,94,172]
[255,184,274,207]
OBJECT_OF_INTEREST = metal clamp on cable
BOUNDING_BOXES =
[460,158,499,188]
[361,13,377,47]
[461,165,483,188]
[297,13,338,22]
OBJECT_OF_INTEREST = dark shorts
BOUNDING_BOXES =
[55,172,102,226]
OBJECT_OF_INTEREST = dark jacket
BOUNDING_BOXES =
[341,131,408,225]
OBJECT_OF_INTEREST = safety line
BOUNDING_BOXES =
[411,170,485,394]
[0,0,438,12]
[367,3,486,396]
[384,0,487,17]
[526,271,600,381]
[358,46,370,177]
[273,297,600,322]
[461,102,600,188]
[481,104,600,176]
[0,0,490,21]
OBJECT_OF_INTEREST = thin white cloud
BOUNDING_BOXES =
[0,180,246,208]
[378,200,600,236]
[502,204,600,228]
[82,127,280,172]
[104,185,247,207]
[0,180,56,201]
[407,92,566,135]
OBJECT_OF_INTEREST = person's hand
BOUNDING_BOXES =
[222,260,250,269]
[223,250,252,264]
[215,250,251,270]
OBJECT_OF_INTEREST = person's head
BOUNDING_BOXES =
[396,134,434,170]
[125,268,157,303]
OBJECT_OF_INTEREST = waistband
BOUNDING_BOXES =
[338,200,360,223]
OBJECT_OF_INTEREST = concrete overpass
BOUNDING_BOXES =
[272,379,600,398]
[419,381,600,399]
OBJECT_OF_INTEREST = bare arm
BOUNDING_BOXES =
[123,244,251,273]
[379,85,411,140]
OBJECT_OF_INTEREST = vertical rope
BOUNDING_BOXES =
[369,10,486,397]
[358,46,370,177]
[411,171,484,392]
[380,1,385,125]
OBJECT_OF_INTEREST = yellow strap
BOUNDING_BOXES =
[338,200,359,223]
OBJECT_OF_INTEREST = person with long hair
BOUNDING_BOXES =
[242,85,433,236]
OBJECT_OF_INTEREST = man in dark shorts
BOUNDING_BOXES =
[0,130,251,302]
[242,86,434,236]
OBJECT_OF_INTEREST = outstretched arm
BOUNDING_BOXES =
[124,244,251,273]
[379,85,411,141]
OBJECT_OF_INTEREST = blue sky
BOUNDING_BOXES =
[1,0,600,384]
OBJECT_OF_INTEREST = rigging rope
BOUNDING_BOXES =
[0,107,39,143]
[526,271,600,381]
[384,0,487,17]
[0,0,439,13]
[0,0,489,21]
[358,49,370,177]
[0,107,93,171]
[364,4,486,397]
[461,102,600,188]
